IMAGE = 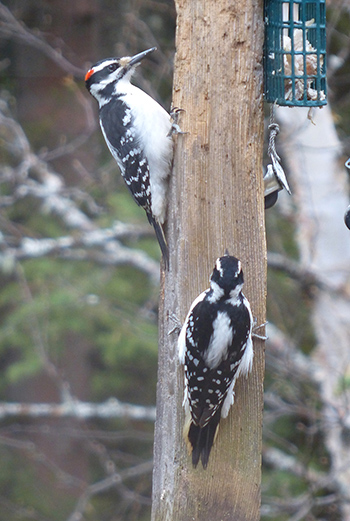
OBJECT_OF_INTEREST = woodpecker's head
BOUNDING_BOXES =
[85,47,156,103]
[210,254,244,297]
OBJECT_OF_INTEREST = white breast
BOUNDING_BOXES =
[116,80,173,223]
[204,311,233,369]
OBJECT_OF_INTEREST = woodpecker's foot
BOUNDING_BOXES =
[252,320,268,340]
[168,107,187,136]
[168,312,182,336]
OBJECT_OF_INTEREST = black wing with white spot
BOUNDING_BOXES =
[99,98,152,214]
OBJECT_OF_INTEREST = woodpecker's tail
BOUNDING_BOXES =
[148,215,169,269]
[185,415,221,469]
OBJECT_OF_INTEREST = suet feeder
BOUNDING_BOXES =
[264,0,327,107]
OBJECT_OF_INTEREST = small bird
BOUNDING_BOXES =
[268,123,291,195]
[85,47,173,267]
[178,254,254,468]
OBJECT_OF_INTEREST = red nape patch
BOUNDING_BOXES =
[85,69,94,81]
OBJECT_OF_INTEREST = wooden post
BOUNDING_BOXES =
[152,1,266,520]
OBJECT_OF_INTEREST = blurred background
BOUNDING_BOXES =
[0,1,350,520]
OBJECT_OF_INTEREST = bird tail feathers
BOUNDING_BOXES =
[183,413,220,469]
[147,215,169,269]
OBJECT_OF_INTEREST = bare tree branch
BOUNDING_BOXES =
[0,397,156,422]
[67,460,153,521]
[268,252,323,288]
[2,227,159,280]
[0,2,84,77]
[0,98,160,282]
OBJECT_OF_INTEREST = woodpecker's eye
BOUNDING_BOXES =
[108,63,118,73]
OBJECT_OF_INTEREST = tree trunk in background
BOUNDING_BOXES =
[277,105,350,521]
[152,1,266,520]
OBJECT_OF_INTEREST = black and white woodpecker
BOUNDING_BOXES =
[178,254,254,469]
[85,47,173,267]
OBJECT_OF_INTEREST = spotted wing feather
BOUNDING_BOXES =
[184,297,250,426]
[99,98,152,214]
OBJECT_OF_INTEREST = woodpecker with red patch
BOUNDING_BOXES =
[85,48,173,267]
[178,254,254,468]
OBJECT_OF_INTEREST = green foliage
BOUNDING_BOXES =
[265,206,299,259]
[0,257,158,402]
[266,209,316,353]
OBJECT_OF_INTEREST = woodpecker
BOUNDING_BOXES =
[85,47,173,267]
[178,254,254,468]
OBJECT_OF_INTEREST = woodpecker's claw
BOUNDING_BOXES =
[170,107,185,117]
[168,107,187,136]
[252,320,268,340]
[168,312,182,336]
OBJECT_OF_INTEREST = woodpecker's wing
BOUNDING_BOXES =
[178,290,209,365]
[99,99,152,214]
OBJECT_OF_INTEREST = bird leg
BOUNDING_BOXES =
[168,107,187,136]
[168,312,182,336]
[252,320,268,340]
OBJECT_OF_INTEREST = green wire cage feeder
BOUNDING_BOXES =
[264,0,327,107]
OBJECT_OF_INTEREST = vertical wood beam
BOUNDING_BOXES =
[152,1,266,519]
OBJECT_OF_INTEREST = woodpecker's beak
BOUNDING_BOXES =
[128,47,157,67]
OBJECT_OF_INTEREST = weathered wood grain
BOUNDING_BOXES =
[152,2,266,519]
